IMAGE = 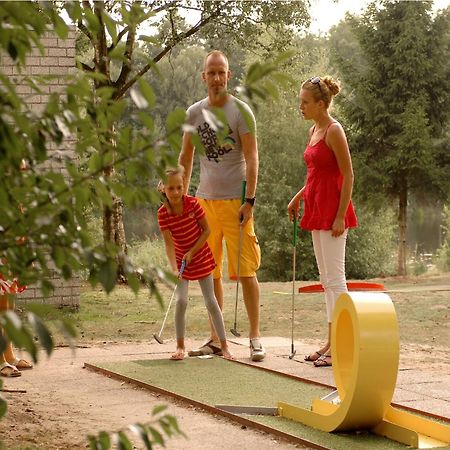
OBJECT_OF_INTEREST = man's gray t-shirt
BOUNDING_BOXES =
[186,95,256,200]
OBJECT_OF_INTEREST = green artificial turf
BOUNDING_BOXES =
[91,357,447,449]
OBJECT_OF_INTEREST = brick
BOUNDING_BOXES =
[48,48,67,57]
[41,38,58,47]
[31,66,50,75]
[42,56,59,66]
[58,57,74,67]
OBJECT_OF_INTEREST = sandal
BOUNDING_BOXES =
[11,357,33,370]
[304,351,322,362]
[188,339,222,357]
[314,354,332,367]
[0,362,22,378]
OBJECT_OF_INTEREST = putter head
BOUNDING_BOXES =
[289,350,296,360]
[230,328,241,337]
[153,333,164,344]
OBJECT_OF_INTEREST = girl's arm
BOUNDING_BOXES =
[183,216,211,266]
[161,230,178,274]
[326,123,354,237]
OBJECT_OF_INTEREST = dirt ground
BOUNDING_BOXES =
[1,335,449,450]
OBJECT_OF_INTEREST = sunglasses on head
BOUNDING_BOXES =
[309,76,323,95]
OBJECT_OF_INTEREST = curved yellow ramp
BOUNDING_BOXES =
[278,292,450,448]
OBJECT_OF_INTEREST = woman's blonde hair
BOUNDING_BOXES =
[301,75,341,109]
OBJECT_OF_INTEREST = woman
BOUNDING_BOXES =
[288,76,357,367]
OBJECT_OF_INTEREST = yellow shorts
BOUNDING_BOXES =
[198,199,261,280]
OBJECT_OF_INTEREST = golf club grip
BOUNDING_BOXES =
[179,259,186,276]
[293,216,298,246]
[241,180,246,205]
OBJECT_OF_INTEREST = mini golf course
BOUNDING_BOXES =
[85,356,450,450]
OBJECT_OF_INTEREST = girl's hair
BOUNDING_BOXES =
[157,167,185,214]
[301,75,341,109]
[158,165,185,192]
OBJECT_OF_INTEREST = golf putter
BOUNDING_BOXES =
[289,216,298,359]
[153,260,186,344]
[230,180,246,338]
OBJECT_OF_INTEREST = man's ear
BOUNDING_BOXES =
[201,71,206,82]
[227,70,232,81]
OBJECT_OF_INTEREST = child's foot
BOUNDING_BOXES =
[170,349,185,360]
[221,350,234,360]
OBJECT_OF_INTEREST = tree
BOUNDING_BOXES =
[0,3,299,439]
[329,1,450,274]
[69,0,311,279]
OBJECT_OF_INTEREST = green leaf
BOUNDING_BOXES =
[116,431,132,450]
[152,404,168,416]
[98,259,118,294]
[137,78,155,108]
[129,423,152,449]
[0,392,7,419]
[27,313,54,356]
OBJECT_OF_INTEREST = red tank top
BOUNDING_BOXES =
[300,123,357,231]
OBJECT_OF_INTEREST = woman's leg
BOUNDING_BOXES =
[311,230,348,367]
[0,294,22,376]
[198,275,232,359]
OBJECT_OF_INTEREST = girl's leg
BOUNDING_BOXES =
[172,279,189,360]
[198,275,233,359]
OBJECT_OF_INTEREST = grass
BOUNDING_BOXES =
[31,273,450,351]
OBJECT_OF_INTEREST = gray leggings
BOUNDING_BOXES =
[174,274,226,341]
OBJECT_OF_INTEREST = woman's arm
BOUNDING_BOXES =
[326,123,354,237]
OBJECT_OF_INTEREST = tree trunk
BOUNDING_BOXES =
[397,181,408,276]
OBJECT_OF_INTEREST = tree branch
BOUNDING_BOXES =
[113,8,220,99]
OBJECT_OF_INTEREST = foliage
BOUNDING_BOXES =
[329,1,450,274]
[87,405,185,450]
[346,206,397,278]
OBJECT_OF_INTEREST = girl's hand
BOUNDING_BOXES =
[331,217,345,237]
[183,251,193,268]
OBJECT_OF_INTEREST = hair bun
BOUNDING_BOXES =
[322,76,340,97]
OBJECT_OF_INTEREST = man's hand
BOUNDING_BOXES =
[239,202,253,225]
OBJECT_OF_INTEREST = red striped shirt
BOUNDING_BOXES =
[157,195,216,280]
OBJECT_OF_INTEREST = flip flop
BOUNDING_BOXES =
[304,351,322,362]
[188,339,222,357]
[0,362,22,378]
[314,354,332,367]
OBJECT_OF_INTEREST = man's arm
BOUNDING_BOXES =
[178,131,195,194]
[240,132,258,223]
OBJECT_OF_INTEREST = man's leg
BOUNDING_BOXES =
[241,276,260,339]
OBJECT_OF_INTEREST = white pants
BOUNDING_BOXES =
[312,229,348,322]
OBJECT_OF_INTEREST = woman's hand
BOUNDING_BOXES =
[288,196,301,221]
[331,217,345,237]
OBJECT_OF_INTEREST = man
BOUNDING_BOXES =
[178,50,265,362]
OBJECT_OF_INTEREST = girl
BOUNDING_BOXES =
[157,166,233,360]
[288,76,357,367]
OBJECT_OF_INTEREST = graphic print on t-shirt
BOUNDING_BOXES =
[197,121,236,163]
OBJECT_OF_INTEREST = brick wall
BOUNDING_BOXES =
[1,28,81,307]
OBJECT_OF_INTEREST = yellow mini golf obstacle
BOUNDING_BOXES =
[278,291,450,448]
